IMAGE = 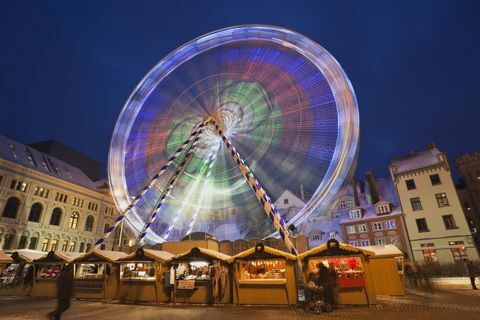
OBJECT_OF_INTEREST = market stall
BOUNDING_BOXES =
[0,249,44,297]
[171,247,231,304]
[117,248,174,303]
[72,250,127,300]
[229,244,297,306]
[32,251,82,298]
[362,245,405,295]
[298,239,377,305]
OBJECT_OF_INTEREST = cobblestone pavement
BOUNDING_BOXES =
[1,286,479,320]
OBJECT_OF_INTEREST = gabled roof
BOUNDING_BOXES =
[173,247,231,263]
[391,148,443,174]
[73,250,127,263]
[361,245,404,258]
[118,248,174,263]
[6,249,45,263]
[34,251,83,263]
[297,240,375,260]
[0,251,13,264]
[228,245,296,263]
[0,134,97,190]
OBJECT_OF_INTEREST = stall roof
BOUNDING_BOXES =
[8,249,46,263]
[228,245,296,263]
[174,247,231,263]
[73,250,128,263]
[35,251,83,263]
[297,241,375,260]
[118,248,174,263]
[0,251,13,264]
[361,245,404,258]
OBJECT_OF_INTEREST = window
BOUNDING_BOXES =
[375,237,386,245]
[385,220,396,229]
[2,234,14,249]
[283,199,289,205]
[346,225,356,234]
[51,239,58,251]
[373,222,383,231]
[442,214,457,230]
[41,238,50,252]
[376,204,390,214]
[61,240,68,252]
[360,240,370,246]
[405,179,416,190]
[421,243,438,262]
[79,243,85,252]
[430,174,441,185]
[349,241,358,246]
[49,208,62,226]
[2,197,20,219]
[416,218,429,232]
[85,243,91,252]
[329,231,337,238]
[339,201,347,208]
[9,180,28,192]
[69,241,75,252]
[449,241,468,262]
[104,224,110,233]
[347,200,354,207]
[29,237,38,250]
[358,224,367,233]
[312,234,320,240]
[69,212,79,229]
[28,203,43,222]
[410,197,423,211]
[435,193,449,207]
[18,236,28,249]
[85,215,94,232]
[349,209,361,219]
[388,235,400,247]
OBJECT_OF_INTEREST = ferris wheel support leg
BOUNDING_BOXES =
[211,121,298,256]
[136,125,207,245]
[93,121,208,250]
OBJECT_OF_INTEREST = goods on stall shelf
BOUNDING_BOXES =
[1,264,33,286]
[176,261,212,281]
[121,262,156,281]
[37,264,61,279]
[239,259,286,280]
[75,264,105,279]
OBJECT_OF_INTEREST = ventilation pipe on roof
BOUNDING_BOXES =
[352,177,360,207]
[365,170,380,205]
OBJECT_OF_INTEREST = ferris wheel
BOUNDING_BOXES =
[98,25,359,254]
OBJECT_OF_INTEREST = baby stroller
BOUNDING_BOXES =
[304,281,333,314]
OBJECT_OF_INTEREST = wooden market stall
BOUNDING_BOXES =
[298,239,377,305]
[0,249,44,296]
[171,247,231,304]
[362,245,405,295]
[32,251,82,298]
[72,250,127,300]
[0,251,14,293]
[230,243,297,306]
[117,248,174,303]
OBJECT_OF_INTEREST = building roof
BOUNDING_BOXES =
[0,251,13,263]
[0,134,97,190]
[228,245,296,262]
[361,244,404,258]
[391,147,443,174]
[34,251,83,263]
[118,248,174,263]
[174,247,231,262]
[73,250,128,263]
[5,249,46,263]
[297,241,375,260]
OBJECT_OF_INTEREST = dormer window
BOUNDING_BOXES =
[349,209,362,219]
[329,231,337,239]
[347,199,354,207]
[339,201,347,209]
[376,203,391,215]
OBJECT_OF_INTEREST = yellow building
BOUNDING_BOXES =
[390,143,479,264]
[0,134,132,253]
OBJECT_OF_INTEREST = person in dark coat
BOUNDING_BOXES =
[464,259,478,290]
[48,264,74,320]
[317,263,334,307]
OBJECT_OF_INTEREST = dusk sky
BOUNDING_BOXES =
[1,1,479,180]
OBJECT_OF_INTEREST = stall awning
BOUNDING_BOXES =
[0,251,13,264]
[34,251,83,264]
[118,248,174,263]
[173,247,231,263]
[297,239,375,261]
[6,249,46,263]
[361,245,404,258]
[228,244,296,263]
[73,250,128,263]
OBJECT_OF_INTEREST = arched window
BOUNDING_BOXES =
[28,203,43,222]
[49,208,62,226]
[2,197,20,219]
[69,212,79,229]
[84,215,94,232]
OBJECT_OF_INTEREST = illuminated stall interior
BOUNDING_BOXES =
[117,248,174,303]
[0,251,14,289]
[0,249,45,296]
[298,239,377,305]
[171,247,231,304]
[230,244,297,306]
[32,251,82,298]
[72,250,127,300]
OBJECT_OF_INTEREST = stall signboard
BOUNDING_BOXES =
[177,279,195,289]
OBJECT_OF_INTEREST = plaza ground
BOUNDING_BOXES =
[1,280,479,320]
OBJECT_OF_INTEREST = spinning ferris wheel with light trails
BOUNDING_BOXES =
[96,25,359,255]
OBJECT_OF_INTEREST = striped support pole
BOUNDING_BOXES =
[136,125,207,244]
[93,121,208,250]
[212,121,298,255]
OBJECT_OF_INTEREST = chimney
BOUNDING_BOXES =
[299,184,305,202]
[427,142,436,150]
[352,177,360,207]
[365,170,380,205]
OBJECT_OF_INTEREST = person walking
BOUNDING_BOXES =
[47,263,74,320]
[464,259,478,290]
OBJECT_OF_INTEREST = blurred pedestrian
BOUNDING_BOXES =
[328,264,338,308]
[47,263,73,320]
[463,259,478,290]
